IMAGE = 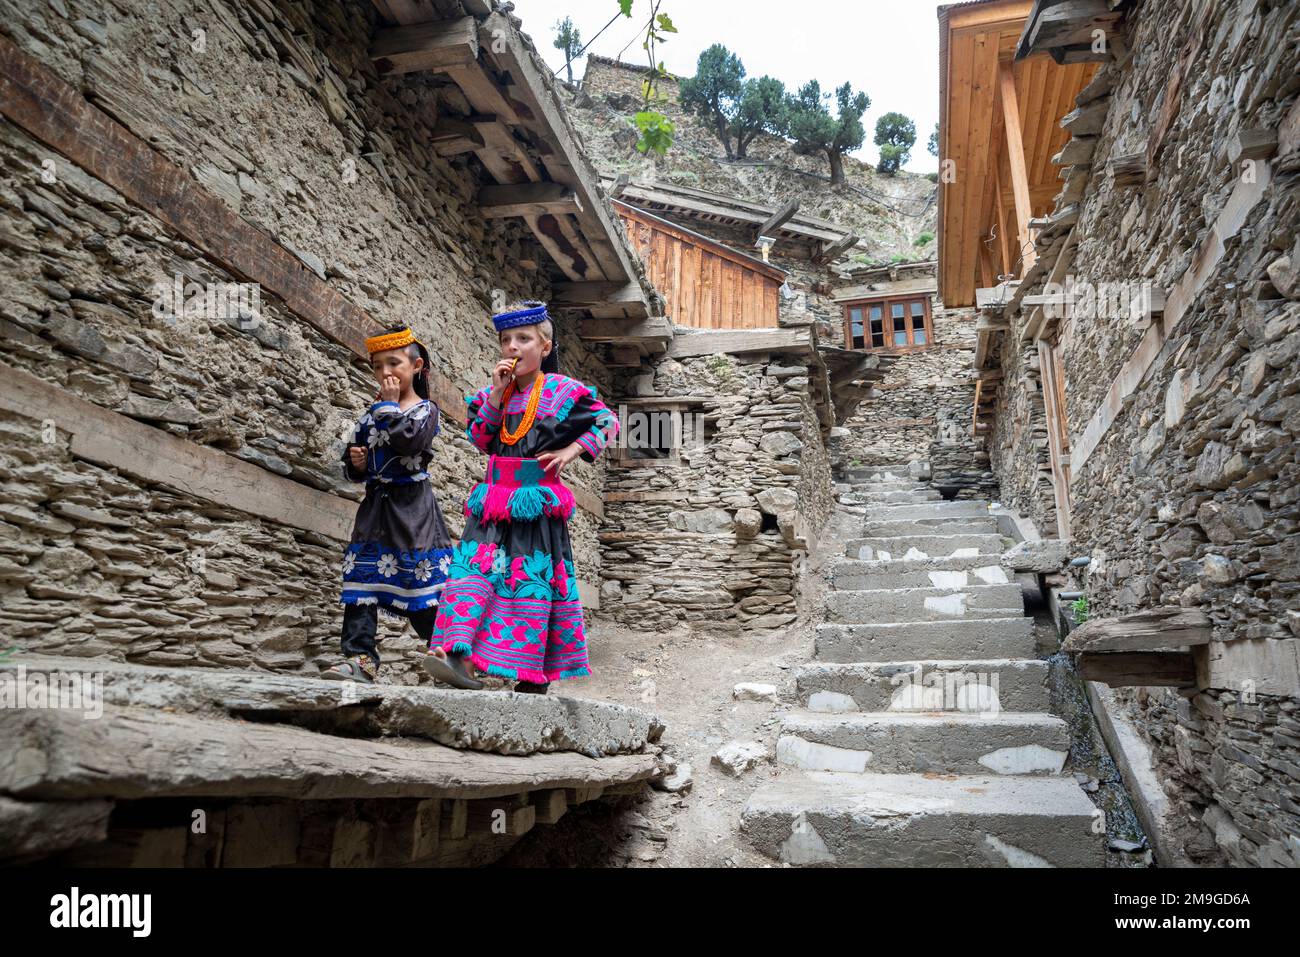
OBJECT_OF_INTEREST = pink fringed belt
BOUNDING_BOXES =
[463,455,576,523]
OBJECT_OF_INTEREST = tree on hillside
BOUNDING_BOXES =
[679,44,745,158]
[875,112,916,176]
[733,75,789,159]
[927,122,939,157]
[679,45,787,160]
[786,80,870,186]
[552,16,581,85]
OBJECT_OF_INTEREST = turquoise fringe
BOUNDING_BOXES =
[465,482,488,514]
[554,393,578,422]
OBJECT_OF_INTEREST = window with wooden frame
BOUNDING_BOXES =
[843,295,934,353]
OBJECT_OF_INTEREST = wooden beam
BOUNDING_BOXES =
[999,61,1036,275]
[665,326,812,359]
[0,362,354,541]
[757,198,800,239]
[370,18,479,75]
[431,116,485,156]
[814,234,860,264]
[551,281,645,309]
[0,33,477,421]
[1077,651,1197,688]
[1062,608,1214,654]
[577,316,673,343]
[477,182,581,219]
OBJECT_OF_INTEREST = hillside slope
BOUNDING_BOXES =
[561,55,938,264]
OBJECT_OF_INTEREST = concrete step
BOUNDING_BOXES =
[796,659,1052,713]
[845,533,1007,561]
[862,517,1000,537]
[855,489,944,504]
[816,617,1037,661]
[776,711,1070,776]
[825,583,1024,624]
[831,557,1011,590]
[861,501,992,521]
[841,466,919,483]
[741,771,1105,867]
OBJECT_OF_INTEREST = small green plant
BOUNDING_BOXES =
[1071,596,1089,624]
[889,253,907,263]
[914,232,934,246]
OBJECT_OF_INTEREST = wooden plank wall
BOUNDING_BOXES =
[618,211,781,330]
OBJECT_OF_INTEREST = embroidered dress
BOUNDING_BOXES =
[341,398,455,613]
[430,374,618,683]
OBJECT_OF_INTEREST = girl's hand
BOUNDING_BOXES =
[379,374,402,403]
[348,446,367,470]
[488,358,517,407]
[537,442,582,476]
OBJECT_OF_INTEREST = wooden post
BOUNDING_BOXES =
[993,163,1011,278]
[1038,339,1072,538]
[998,61,1036,275]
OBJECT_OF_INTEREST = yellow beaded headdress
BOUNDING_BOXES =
[366,326,432,400]
[365,327,416,354]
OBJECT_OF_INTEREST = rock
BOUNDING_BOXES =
[754,487,798,515]
[668,507,734,534]
[1193,441,1248,489]
[758,431,803,457]
[711,741,767,777]
[652,763,693,793]
[1200,554,1240,585]
[734,508,762,538]
[1266,253,1299,299]
[733,682,778,702]
[1002,538,1069,572]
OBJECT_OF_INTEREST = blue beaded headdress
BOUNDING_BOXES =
[492,300,559,373]
[491,301,550,331]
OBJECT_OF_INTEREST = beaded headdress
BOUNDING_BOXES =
[491,301,558,373]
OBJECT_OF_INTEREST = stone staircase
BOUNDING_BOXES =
[741,464,1105,867]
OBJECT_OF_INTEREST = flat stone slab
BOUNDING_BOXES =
[1,656,663,758]
[0,702,660,803]
[796,659,1052,713]
[778,712,1070,775]
[826,584,1025,624]
[832,557,1011,590]
[816,618,1037,661]
[860,501,992,521]
[741,771,1105,867]
[862,518,1000,537]
[846,533,1007,561]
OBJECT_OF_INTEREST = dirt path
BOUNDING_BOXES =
[502,498,863,867]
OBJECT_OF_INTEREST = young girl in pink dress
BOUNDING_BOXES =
[422,302,619,694]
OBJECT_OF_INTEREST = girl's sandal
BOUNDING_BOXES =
[321,655,377,683]
[421,649,484,690]
[514,680,549,695]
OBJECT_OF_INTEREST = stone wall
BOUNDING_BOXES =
[598,351,831,632]
[987,336,1058,532]
[833,294,996,499]
[0,0,615,679]
[991,0,1300,865]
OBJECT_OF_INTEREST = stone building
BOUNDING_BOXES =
[0,0,684,867]
[938,0,1300,866]
[0,0,672,683]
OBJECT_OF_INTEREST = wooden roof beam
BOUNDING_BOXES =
[757,198,800,240]
[999,61,1037,275]
[814,234,861,264]
[477,182,581,219]
[370,18,479,75]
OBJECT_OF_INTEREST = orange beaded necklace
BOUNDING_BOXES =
[498,371,546,445]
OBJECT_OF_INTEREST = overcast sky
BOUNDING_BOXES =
[515,0,947,173]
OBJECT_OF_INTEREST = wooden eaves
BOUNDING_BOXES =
[605,177,861,262]
[366,0,669,352]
